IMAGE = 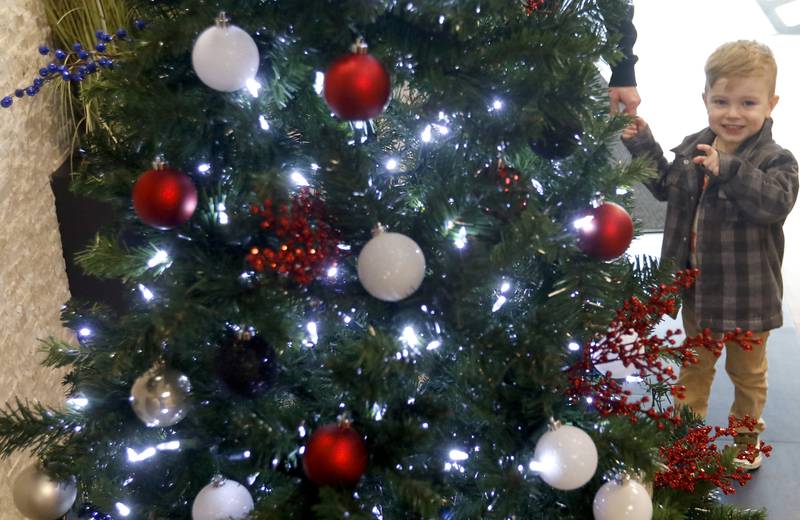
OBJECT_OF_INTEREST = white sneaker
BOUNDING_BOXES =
[733,433,762,471]
[734,450,763,471]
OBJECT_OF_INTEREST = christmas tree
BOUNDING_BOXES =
[0,1,769,518]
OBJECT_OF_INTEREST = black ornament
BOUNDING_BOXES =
[217,333,277,397]
[529,118,582,160]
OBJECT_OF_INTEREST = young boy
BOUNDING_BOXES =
[621,40,798,470]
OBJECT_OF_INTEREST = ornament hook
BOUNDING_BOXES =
[370,223,386,237]
[215,12,231,28]
[152,155,166,170]
[352,36,369,55]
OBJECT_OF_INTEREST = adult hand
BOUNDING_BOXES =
[693,144,720,175]
[609,86,641,116]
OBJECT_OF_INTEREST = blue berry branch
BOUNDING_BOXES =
[1,19,147,110]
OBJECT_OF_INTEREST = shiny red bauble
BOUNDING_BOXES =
[576,201,634,261]
[132,167,198,229]
[302,423,367,486]
[323,51,390,120]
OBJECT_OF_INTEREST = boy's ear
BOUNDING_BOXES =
[701,91,708,106]
[768,95,780,114]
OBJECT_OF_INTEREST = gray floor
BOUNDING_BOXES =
[631,234,800,518]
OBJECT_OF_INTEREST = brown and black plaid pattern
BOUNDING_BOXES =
[624,119,798,332]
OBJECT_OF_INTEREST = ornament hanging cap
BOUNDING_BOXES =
[210,474,227,488]
[370,223,386,237]
[336,414,354,428]
[547,417,562,431]
[215,12,231,28]
[152,155,167,170]
[351,36,369,55]
[612,470,645,485]
[591,192,605,208]
[237,327,253,341]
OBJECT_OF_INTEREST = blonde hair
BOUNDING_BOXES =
[705,40,777,96]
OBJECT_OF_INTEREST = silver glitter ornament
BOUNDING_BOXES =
[12,463,77,520]
[130,364,192,427]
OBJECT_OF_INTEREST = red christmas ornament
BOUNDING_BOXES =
[575,201,633,260]
[302,422,367,486]
[323,38,390,120]
[133,165,197,229]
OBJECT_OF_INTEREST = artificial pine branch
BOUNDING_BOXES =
[0,399,81,458]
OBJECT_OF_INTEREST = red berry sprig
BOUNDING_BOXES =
[496,159,521,193]
[525,0,546,14]
[655,415,772,494]
[566,269,762,427]
[246,188,340,285]
[482,159,530,221]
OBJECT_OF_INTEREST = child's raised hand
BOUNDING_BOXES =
[693,144,720,175]
[621,116,647,141]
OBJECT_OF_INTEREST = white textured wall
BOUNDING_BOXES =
[0,0,73,517]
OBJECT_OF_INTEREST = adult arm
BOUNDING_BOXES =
[607,3,640,114]
[608,3,638,87]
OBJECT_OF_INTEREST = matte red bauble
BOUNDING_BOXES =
[133,167,198,229]
[323,42,390,121]
[302,423,367,486]
[576,201,634,261]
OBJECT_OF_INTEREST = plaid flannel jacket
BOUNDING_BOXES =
[624,118,798,332]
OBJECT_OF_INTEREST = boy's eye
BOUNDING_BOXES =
[712,99,727,106]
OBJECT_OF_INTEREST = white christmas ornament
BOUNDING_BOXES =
[592,329,643,379]
[192,477,254,520]
[357,227,426,302]
[593,477,653,520]
[532,423,598,490]
[192,12,259,92]
[12,463,77,520]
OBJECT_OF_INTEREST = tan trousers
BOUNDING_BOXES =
[675,304,770,432]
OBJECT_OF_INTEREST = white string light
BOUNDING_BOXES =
[313,71,325,95]
[290,170,310,186]
[246,78,262,97]
[138,284,154,301]
[147,250,170,268]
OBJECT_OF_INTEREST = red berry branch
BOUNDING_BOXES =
[566,269,762,426]
[525,0,546,14]
[482,159,530,221]
[246,188,340,285]
[655,415,772,494]
[496,159,522,194]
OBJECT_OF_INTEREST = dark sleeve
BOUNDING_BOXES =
[622,126,671,201]
[608,3,638,87]
[712,147,799,224]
